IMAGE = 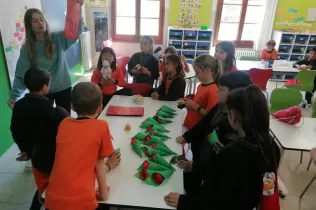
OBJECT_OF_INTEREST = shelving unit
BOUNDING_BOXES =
[272,30,316,62]
[167,27,212,64]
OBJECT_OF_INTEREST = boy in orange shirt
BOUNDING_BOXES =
[182,54,221,129]
[45,82,121,210]
[260,40,278,60]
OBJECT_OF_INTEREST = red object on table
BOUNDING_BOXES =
[64,0,81,40]
[272,106,302,125]
[284,79,301,85]
[106,106,144,116]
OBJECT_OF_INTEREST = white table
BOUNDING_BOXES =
[98,96,185,209]
[270,118,316,151]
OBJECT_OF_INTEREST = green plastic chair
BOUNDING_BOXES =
[269,88,302,114]
[284,70,316,92]
[312,98,316,118]
[239,56,261,61]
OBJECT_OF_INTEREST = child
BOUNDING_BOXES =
[151,54,186,101]
[10,68,70,210]
[293,46,316,107]
[176,71,252,194]
[164,46,190,73]
[214,41,237,73]
[165,85,275,210]
[45,82,121,210]
[128,36,160,85]
[182,54,221,130]
[260,40,278,61]
[91,47,132,108]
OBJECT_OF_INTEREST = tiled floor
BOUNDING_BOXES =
[1,74,316,210]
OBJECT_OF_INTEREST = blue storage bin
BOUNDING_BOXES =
[177,51,182,56]
[183,42,196,49]
[290,54,304,61]
[187,59,193,64]
[278,45,292,53]
[281,34,295,44]
[277,54,290,60]
[196,51,209,57]
[182,51,195,59]
[196,42,211,50]
[295,35,309,45]
[169,41,182,49]
[306,46,315,54]
[183,31,197,40]
[169,30,183,40]
[198,31,212,41]
[292,46,306,54]
[309,35,316,45]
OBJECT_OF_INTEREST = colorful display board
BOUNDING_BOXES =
[169,0,212,27]
[273,0,316,32]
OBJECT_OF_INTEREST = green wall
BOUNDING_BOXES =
[0,35,13,156]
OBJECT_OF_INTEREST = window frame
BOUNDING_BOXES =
[111,0,165,44]
[213,0,263,48]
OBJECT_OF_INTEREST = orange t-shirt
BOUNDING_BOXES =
[260,49,278,60]
[183,82,218,129]
[32,168,50,195]
[45,118,114,210]
[91,67,126,95]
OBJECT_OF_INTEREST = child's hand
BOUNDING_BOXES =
[177,160,192,171]
[213,141,224,154]
[106,152,121,170]
[141,67,150,75]
[176,136,185,144]
[100,78,112,85]
[151,92,159,100]
[184,99,199,110]
[16,152,29,161]
[165,192,181,207]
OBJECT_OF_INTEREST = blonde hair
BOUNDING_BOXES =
[193,54,223,82]
[23,8,53,65]
[140,36,154,54]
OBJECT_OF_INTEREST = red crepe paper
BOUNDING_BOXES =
[144,135,151,142]
[131,138,138,144]
[143,161,150,170]
[156,118,161,123]
[64,0,81,40]
[272,106,301,125]
[153,173,164,185]
[149,129,155,135]
[147,125,154,131]
[152,153,157,159]
[145,148,150,157]
[151,143,158,149]
[140,170,149,180]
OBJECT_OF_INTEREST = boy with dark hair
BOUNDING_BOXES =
[45,82,121,210]
[293,46,316,107]
[260,40,278,60]
[175,71,253,194]
[10,68,70,210]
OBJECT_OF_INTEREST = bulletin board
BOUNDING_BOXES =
[169,0,213,27]
[0,0,42,87]
[273,0,316,33]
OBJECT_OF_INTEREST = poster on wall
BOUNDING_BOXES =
[169,0,212,27]
[88,0,109,7]
[0,0,41,87]
[94,12,108,52]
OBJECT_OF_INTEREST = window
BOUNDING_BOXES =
[214,0,265,48]
[112,0,165,43]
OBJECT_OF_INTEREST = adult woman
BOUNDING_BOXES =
[7,0,84,114]
[128,36,159,85]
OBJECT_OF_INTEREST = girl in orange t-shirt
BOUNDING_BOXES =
[214,41,238,73]
[183,54,223,129]
[91,47,132,108]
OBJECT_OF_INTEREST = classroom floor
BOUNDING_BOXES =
[0,73,316,210]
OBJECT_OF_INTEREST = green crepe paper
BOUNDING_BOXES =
[157,110,174,119]
[151,153,175,171]
[159,107,177,115]
[137,160,171,171]
[143,117,161,126]
[208,129,220,150]
[135,169,174,186]
[132,132,149,141]
[141,146,169,157]
[140,121,165,130]
[150,124,169,133]
[151,143,177,156]
[153,115,173,124]
[114,148,120,153]
[143,136,167,148]
[146,130,171,140]
[161,105,176,112]
[131,139,143,157]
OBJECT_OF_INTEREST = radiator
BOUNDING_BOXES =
[235,50,256,60]
[80,31,92,70]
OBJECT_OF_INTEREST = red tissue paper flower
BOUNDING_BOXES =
[272,106,302,125]
[143,161,150,170]
[156,118,161,123]
[131,138,138,144]
[140,170,149,180]
[151,143,157,149]
[147,125,153,131]
[144,135,151,142]
[152,153,157,159]
[145,148,150,157]
[153,173,164,185]
[150,129,155,135]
